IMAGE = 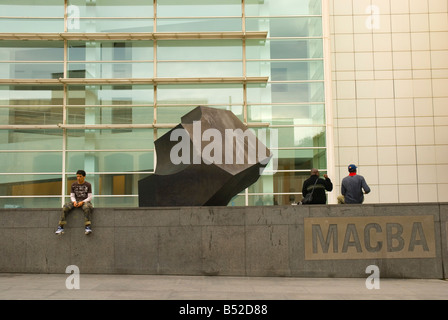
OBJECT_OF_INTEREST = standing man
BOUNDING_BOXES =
[55,170,93,235]
[301,168,333,204]
[341,164,370,204]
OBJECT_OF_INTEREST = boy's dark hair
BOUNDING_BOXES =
[76,170,86,177]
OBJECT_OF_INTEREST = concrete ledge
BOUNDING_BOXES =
[1,203,447,278]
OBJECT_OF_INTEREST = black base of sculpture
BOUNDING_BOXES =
[138,106,271,207]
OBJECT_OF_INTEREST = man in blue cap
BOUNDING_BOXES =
[341,164,370,204]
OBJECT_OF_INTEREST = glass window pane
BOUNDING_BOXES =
[1,173,62,197]
[157,18,241,32]
[66,129,154,150]
[274,149,327,170]
[157,61,242,78]
[0,1,63,17]
[246,17,322,37]
[157,84,243,105]
[68,0,154,18]
[72,19,154,33]
[228,194,245,206]
[67,106,153,125]
[0,129,63,151]
[268,126,326,148]
[0,197,61,209]
[68,41,154,62]
[0,85,63,106]
[247,39,323,59]
[247,82,325,104]
[66,151,154,173]
[0,152,62,173]
[248,104,325,125]
[0,19,64,33]
[157,40,242,60]
[157,0,242,17]
[67,85,153,106]
[247,60,324,81]
[0,106,63,125]
[1,63,64,79]
[68,62,153,78]
[245,0,322,16]
[0,41,64,61]
[157,105,244,123]
[250,169,329,201]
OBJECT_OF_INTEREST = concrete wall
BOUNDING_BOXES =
[1,203,447,278]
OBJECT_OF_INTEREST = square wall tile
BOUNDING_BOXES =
[333,16,354,33]
[358,127,378,146]
[398,185,419,202]
[416,146,436,164]
[397,146,417,165]
[352,0,374,15]
[396,127,416,146]
[391,14,411,32]
[377,127,397,146]
[332,0,353,15]
[373,33,392,51]
[398,165,418,184]
[417,164,438,183]
[418,184,439,202]
[415,126,435,145]
[378,184,399,203]
[336,81,356,99]
[414,98,433,116]
[395,98,414,117]
[437,165,448,183]
[358,146,378,165]
[434,126,448,144]
[391,1,410,13]
[378,146,398,165]
[410,13,430,32]
[356,99,376,117]
[434,98,448,116]
[379,166,398,184]
[338,127,359,146]
[375,98,395,117]
[435,145,448,162]
[410,0,429,14]
[411,33,431,51]
[334,35,355,52]
[437,184,448,202]
[429,0,448,13]
[392,33,411,51]
[337,147,359,166]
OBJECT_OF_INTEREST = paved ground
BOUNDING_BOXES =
[1,273,447,300]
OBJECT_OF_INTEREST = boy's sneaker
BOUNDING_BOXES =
[55,226,64,235]
[85,226,92,235]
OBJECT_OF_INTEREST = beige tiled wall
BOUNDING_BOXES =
[329,0,448,203]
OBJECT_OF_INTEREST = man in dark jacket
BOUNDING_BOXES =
[301,168,333,204]
[341,164,371,204]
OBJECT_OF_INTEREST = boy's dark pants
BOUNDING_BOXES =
[59,202,93,227]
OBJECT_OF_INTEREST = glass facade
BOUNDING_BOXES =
[0,0,328,208]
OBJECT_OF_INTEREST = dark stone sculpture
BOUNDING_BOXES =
[138,106,272,207]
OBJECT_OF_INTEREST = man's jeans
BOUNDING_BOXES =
[59,202,93,226]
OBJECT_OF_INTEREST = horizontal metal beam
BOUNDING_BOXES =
[0,77,269,85]
[0,122,270,130]
[0,31,268,41]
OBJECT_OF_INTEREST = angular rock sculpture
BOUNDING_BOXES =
[138,106,272,207]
